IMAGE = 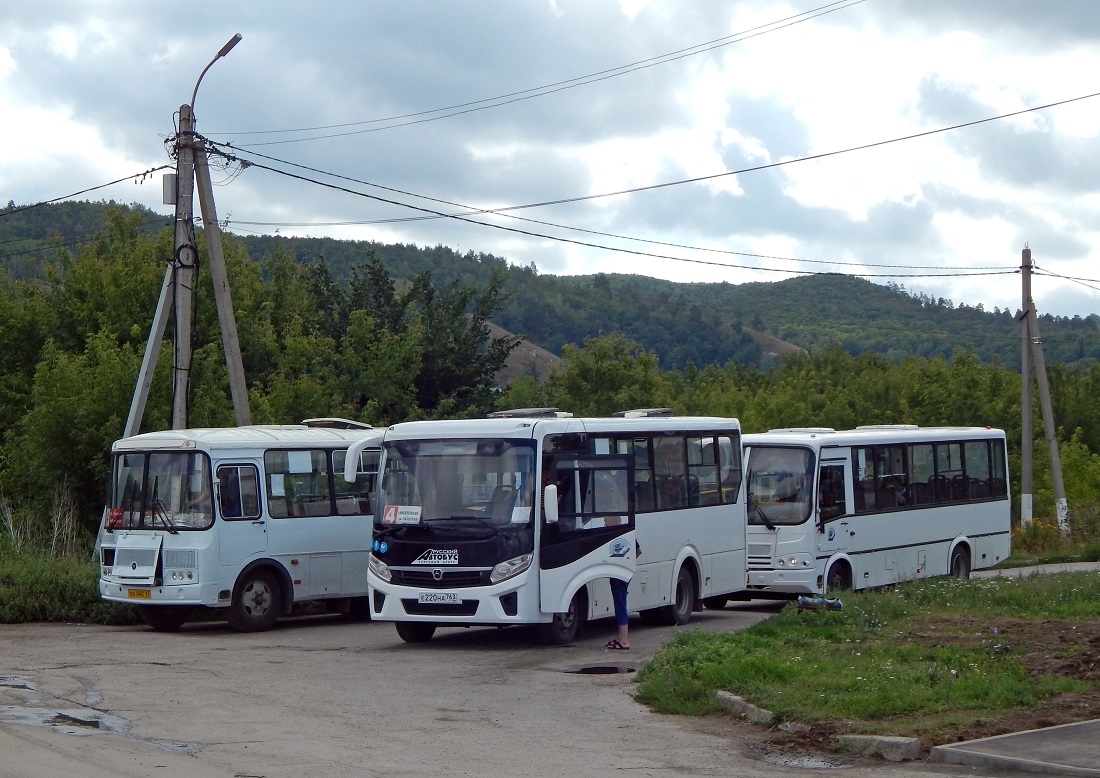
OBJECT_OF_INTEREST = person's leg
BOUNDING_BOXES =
[608,577,630,648]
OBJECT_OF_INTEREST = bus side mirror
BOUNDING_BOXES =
[544,484,559,524]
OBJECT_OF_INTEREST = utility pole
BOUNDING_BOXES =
[1019,248,1033,527]
[171,104,198,429]
[1019,246,1069,533]
[123,34,247,436]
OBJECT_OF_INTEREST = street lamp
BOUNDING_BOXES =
[191,33,242,117]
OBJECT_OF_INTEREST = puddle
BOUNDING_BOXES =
[0,675,35,691]
[0,705,127,737]
[568,665,636,674]
[0,677,201,755]
[758,750,846,769]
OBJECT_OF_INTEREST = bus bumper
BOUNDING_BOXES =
[745,567,820,595]
[368,572,538,625]
[99,579,222,607]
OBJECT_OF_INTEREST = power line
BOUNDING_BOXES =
[207,144,1016,280]
[204,89,1100,275]
[0,167,171,219]
[211,1,867,145]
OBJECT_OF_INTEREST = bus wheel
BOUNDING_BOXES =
[345,596,372,622]
[825,562,851,594]
[653,567,695,626]
[396,622,437,643]
[950,547,971,580]
[136,605,192,632]
[227,569,280,632]
[536,591,584,645]
[702,595,728,610]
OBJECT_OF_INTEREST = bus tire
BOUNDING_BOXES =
[702,595,728,610]
[345,596,372,621]
[136,605,192,632]
[654,566,695,626]
[825,561,852,594]
[536,590,584,645]
[950,547,971,580]
[227,569,280,632]
[396,622,437,643]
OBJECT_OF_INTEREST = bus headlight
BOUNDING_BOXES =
[490,553,532,584]
[368,553,391,583]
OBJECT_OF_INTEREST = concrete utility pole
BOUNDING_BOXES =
[123,34,248,436]
[1019,246,1069,533]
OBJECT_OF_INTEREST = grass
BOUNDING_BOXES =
[0,540,135,625]
[636,573,1100,741]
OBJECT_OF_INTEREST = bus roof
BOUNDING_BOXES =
[743,425,1005,448]
[381,415,742,441]
[112,422,381,452]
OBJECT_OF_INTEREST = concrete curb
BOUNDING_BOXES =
[713,691,922,762]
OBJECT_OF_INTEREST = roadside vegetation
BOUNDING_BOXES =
[637,571,1100,744]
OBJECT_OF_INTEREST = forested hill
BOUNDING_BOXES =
[5,200,1099,370]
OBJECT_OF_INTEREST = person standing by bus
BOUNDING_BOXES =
[606,538,640,650]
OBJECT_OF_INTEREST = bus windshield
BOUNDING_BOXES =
[747,446,815,526]
[107,451,214,531]
[377,438,537,532]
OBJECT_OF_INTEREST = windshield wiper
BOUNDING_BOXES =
[149,478,178,534]
[747,493,776,531]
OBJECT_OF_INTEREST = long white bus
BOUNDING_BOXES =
[344,409,747,644]
[98,419,381,632]
[741,425,1011,596]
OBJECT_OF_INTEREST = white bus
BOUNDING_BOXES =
[98,419,381,632]
[742,425,1011,596]
[345,409,747,644]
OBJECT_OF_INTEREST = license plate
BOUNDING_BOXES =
[127,588,152,599]
[417,591,459,604]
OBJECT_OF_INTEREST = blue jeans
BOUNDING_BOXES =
[610,577,630,626]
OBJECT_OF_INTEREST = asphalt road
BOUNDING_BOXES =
[0,603,1011,778]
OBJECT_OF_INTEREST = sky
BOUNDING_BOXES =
[3,0,1100,319]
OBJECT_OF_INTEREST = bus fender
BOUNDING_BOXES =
[545,563,630,615]
[823,553,854,591]
[237,558,294,615]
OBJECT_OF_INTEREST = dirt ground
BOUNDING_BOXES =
[699,614,1100,759]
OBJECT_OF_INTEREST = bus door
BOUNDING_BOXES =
[539,453,635,614]
[215,461,268,569]
[817,450,852,555]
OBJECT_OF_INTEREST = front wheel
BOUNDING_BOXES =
[536,590,584,645]
[702,595,728,610]
[950,547,971,580]
[396,622,437,643]
[825,562,852,594]
[136,605,192,632]
[227,569,280,632]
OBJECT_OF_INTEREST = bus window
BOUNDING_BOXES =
[654,437,691,509]
[265,449,332,518]
[818,463,846,521]
[333,448,379,515]
[909,444,935,505]
[963,441,990,499]
[934,443,964,503]
[688,436,720,506]
[217,465,261,520]
[854,447,877,512]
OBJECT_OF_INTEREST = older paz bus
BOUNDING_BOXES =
[742,425,1011,596]
[98,419,381,632]
[345,410,747,644]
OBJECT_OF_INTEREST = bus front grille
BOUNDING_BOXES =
[393,569,486,588]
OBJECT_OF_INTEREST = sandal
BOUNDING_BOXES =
[605,639,629,650]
